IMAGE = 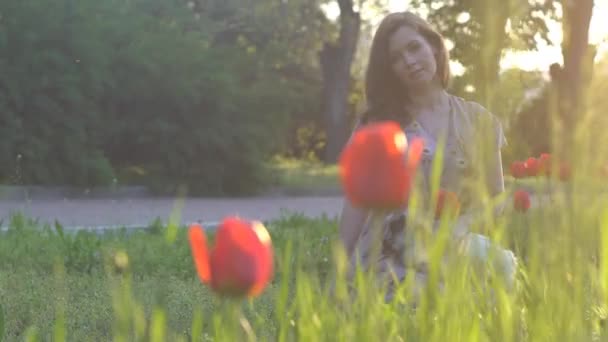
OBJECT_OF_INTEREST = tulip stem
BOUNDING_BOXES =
[218,298,245,340]
[239,314,257,342]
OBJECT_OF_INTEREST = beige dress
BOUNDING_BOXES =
[348,95,512,302]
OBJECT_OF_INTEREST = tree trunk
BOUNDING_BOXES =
[473,0,509,110]
[559,0,594,126]
[320,0,361,163]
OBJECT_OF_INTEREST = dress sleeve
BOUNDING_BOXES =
[460,100,507,197]
[466,101,507,150]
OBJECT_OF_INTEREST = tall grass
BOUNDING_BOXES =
[1,172,608,341]
[3,102,608,341]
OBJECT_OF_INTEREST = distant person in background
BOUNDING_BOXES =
[337,11,516,302]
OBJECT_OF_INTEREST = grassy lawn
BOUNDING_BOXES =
[0,214,336,341]
[2,183,608,341]
[266,159,341,196]
[267,157,574,196]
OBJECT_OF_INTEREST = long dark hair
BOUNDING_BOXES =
[361,12,451,125]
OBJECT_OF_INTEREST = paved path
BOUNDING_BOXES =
[0,191,557,233]
[0,196,345,230]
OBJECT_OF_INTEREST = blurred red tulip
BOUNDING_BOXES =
[189,225,211,283]
[339,121,423,210]
[435,189,461,220]
[188,217,273,298]
[525,157,540,177]
[513,190,531,212]
[510,161,526,179]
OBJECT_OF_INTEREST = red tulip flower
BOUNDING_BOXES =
[525,157,540,177]
[435,189,461,220]
[510,161,526,179]
[188,217,273,298]
[339,121,423,210]
[513,190,531,212]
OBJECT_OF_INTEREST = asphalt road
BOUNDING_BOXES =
[0,196,345,231]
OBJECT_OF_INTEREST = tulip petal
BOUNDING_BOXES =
[407,138,424,170]
[211,217,274,297]
[248,221,273,296]
[339,121,422,210]
[188,224,211,283]
[513,190,531,212]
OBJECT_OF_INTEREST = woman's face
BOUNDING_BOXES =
[388,25,438,88]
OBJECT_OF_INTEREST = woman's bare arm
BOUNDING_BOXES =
[337,119,370,257]
[338,200,369,258]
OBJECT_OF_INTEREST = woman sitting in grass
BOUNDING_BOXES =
[338,11,516,302]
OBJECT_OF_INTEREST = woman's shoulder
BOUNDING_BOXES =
[448,94,507,147]
[449,95,494,121]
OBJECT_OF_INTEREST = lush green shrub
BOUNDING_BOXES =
[0,0,322,194]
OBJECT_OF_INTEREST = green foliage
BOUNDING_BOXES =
[0,302,4,342]
[493,69,548,162]
[204,0,330,163]
[266,157,340,195]
[509,52,605,159]
[409,0,556,107]
[0,0,116,186]
[0,0,331,194]
[54,222,103,274]
[509,82,555,158]
[492,69,546,121]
